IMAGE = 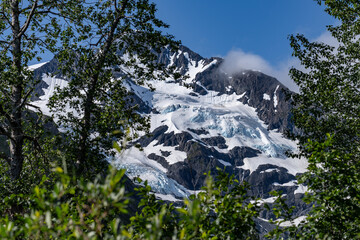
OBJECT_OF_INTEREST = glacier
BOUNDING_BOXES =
[29,46,308,200]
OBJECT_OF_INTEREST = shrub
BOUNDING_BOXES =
[0,167,261,239]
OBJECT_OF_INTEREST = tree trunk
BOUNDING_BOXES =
[9,0,25,180]
[76,0,129,174]
[78,83,95,174]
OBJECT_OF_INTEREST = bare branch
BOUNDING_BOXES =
[23,135,50,164]
[25,103,43,116]
[36,10,75,21]
[0,124,15,142]
[16,88,34,112]
[96,0,129,64]
[23,33,52,50]
[89,34,106,47]
[114,0,118,11]
[18,0,39,38]
[20,3,51,13]
[0,124,9,136]
[0,10,12,26]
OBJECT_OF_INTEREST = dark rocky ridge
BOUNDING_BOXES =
[193,60,294,133]
[136,125,300,196]
[156,45,217,76]
[119,45,304,203]
[29,44,306,237]
[32,45,295,135]
[32,58,61,100]
[154,45,296,133]
[201,136,228,149]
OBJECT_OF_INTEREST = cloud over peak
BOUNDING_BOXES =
[220,49,299,92]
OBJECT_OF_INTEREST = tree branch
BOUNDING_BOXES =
[18,0,39,38]
[96,0,129,65]
[0,10,12,26]
[20,3,53,13]
[25,103,43,116]
[0,87,12,101]
[0,125,9,136]
[0,124,15,142]
[23,135,49,164]
[16,88,34,112]
[23,33,52,50]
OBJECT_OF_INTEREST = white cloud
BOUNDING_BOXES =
[220,49,300,92]
[220,49,273,74]
[314,30,338,47]
[220,30,340,93]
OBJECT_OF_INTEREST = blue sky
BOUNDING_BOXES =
[31,1,335,90]
[155,0,336,90]
[155,0,334,63]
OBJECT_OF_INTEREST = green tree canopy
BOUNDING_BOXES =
[0,0,88,181]
[284,0,360,238]
[47,0,179,177]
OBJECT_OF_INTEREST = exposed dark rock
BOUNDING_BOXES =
[165,140,261,190]
[167,142,225,190]
[155,45,214,80]
[235,168,251,182]
[32,58,62,100]
[228,147,260,166]
[193,61,294,133]
[193,83,208,95]
[125,92,152,114]
[187,128,209,135]
[147,153,169,168]
[156,131,193,148]
[160,150,171,157]
[246,164,297,198]
[136,125,169,148]
[201,136,228,149]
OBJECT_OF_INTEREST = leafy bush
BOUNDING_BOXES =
[269,136,360,239]
[0,167,261,239]
[0,167,130,239]
[129,169,260,240]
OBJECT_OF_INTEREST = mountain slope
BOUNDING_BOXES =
[31,45,308,217]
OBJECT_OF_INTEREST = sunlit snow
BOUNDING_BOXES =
[32,56,307,199]
[263,93,271,101]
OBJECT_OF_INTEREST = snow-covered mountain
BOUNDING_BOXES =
[31,45,309,216]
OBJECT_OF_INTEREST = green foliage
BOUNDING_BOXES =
[0,0,89,180]
[0,166,131,239]
[0,167,261,239]
[290,136,360,239]
[0,136,61,219]
[289,1,360,156]
[177,170,260,240]
[47,0,179,176]
[127,178,177,239]
[128,169,260,240]
[282,0,360,239]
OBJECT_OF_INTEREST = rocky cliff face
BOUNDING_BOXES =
[194,61,294,133]
[31,45,309,230]
[117,47,306,204]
